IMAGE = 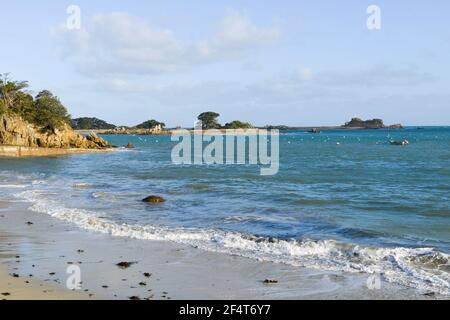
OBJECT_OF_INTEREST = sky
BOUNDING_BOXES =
[1,0,449,127]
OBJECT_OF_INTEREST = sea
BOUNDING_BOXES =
[0,127,449,295]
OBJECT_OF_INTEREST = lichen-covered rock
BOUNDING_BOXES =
[0,114,109,149]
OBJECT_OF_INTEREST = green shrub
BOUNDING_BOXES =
[223,120,253,129]
[32,91,71,131]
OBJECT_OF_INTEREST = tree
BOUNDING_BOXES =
[198,112,220,129]
[135,119,166,129]
[0,74,74,133]
[33,90,71,131]
[10,91,34,122]
[0,73,29,112]
[223,120,253,129]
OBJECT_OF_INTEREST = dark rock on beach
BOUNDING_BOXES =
[263,279,279,284]
[116,262,136,269]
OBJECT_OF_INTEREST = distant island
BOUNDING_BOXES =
[342,118,403,129]
[74,112,255,135]
[71,117,116,130]
[73,113,404,136]
[264,118,403,132]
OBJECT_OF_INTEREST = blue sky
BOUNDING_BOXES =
[1,0,449,126]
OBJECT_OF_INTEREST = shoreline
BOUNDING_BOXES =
[0,199,440,300]
[0,146,113,157]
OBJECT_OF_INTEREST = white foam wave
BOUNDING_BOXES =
[15,189,450,296]
[0,184,27,189]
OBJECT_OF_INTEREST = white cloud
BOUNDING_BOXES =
[81,64,439,128]
[53,10,280,77]
[275,65,437,88]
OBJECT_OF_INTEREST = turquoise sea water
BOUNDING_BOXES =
[1,127,449,294]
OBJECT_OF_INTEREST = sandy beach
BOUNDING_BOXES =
[0,266,94,300]
[0,199,441,300]
[0,202,94,300]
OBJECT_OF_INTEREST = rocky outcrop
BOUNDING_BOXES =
[388,124,404,129]
[86,132,109,148]
[0,114,109,149]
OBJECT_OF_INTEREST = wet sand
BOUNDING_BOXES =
[0,200,440,300]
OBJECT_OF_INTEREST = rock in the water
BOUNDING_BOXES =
[125,143,135,149]
[86,132,110,148]
[390,140,409,146]
[142,196,166,203]
[389,124,404,129]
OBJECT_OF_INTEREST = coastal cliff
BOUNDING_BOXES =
[0,114,109,149]
[1,74,110,154]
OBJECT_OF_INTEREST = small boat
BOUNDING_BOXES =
[390,140,409,146]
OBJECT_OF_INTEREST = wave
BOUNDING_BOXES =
[0,184,27,189]
[15,189,450,296]
[73,183,95,189]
